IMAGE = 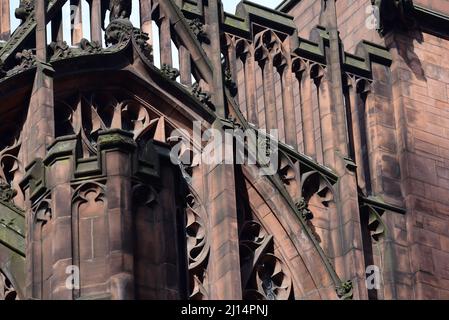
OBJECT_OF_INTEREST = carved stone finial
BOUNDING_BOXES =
[109,0,132,21]
[15,0,35,23]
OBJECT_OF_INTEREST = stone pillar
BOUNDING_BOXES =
[71,0,83,45]
[140,0,153,46]
[204,120,242,299]
[0,0,10,41]
[90,0,103,44]
[20,1,56,299]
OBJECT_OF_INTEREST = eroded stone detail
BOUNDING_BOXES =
[188,19,208,44]
[10,49,36,73]
[15,0,34,23]
[49,41,73,60]
[336,280,353,300]
[161,64,180,81]
[189,83,212,108]
[0,270,18,300]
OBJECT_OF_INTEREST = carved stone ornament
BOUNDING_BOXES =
[79,39,103,54]
[295,197,314,221]
[0,139,21,186]
[336,280,353,300]
[189,83,212,108]
[105,18,135,46]
[186,193,210,300]
[161,64,180,81]
[11,49,36,73]
[104,18,153,61]
[224,68,238,96]
[15,0,35,23]
[188,19,209,44]
[132,29,153,62]
[49,41,73,60]
[0,182,17,203]
[240,221,293,300]
[0,271,18,300]
[109,0,132,21]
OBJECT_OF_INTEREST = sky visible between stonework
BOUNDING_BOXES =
[9,0,280,34]
[8,0,280,68]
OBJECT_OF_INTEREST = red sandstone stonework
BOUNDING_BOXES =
[0,0,448,300]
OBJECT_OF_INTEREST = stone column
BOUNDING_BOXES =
[0,0,10,41]
[204,120,242,299]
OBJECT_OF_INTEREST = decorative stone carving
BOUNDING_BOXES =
[105,18,134,46]
[11,49,36,73]
[104,18,153,61]
[224,68,237,96]
[188,19,208,44]
[295,197,313,221]
[189,83,212,108]
[132,29,153,62]
[0,139,21,187]
[0,270,18,300]
[161,64,180,81]
[109,0,132,21]
[186,193,210,300]
[0,183,17,203]
[15,0,35,23]
[55,92,166,157]
[254,30,285,68]
[240,220,293,300]
[49,41,73,60]
[336,280,353,300]
[79,39,103,54]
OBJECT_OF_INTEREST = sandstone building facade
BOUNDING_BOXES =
[0,0,448,300]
